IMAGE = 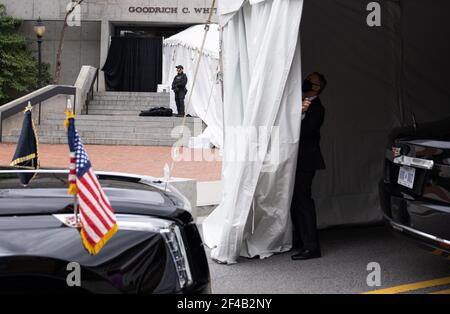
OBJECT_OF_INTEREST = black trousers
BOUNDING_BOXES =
[291,170,320,251]
[175,90,186,115]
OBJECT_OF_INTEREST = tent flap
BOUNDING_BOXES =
[203,0,305,264]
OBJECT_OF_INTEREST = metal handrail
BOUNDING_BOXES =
[85,68,99,115]
[0,85,76,142]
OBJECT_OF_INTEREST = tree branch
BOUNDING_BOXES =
[53,0,85,84]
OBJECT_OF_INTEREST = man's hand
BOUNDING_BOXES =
[302,98,312,113]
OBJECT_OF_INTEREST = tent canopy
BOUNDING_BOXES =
[162,24,223,147]
[164,24,220,59]
[203,0,450,264]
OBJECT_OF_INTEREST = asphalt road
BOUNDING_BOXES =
[201,225,450,294]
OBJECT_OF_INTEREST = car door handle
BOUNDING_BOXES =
[393,155,434,170]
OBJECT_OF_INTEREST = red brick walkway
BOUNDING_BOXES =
[0,143,222,182]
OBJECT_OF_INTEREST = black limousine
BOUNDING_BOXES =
[379,117,450,257]
[0,169,210,293]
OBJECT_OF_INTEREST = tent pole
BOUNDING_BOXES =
[395,0,405,127]
[168,0,217,175]
[219,25,225,148]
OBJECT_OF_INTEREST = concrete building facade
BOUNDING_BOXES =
[2,0,217,88]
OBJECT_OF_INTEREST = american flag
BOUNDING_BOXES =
[67,114,118,255]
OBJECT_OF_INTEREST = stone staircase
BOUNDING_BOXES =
[4,92,204,146]
[84,91,171,116]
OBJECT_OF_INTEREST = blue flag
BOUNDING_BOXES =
[10,105,39,185]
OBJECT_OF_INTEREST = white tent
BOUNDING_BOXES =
[202,0,305,264]
[201,0,450,264]
[162,24,223,148]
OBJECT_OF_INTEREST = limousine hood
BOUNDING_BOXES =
[388,116,450,145]
[0,187,192,223]
[0,214,181,293]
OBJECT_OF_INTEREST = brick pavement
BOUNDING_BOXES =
[0,143,222,182]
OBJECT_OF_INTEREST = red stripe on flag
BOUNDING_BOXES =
[79,215,97,247]
[87,170,113,211]
[87,170,115,216]
[86,170,116,220]
[77,186,112,231]
[78,175,114,227]
[79,203,105,239]
[80,229,96,248]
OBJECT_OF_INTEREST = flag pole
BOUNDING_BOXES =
[163,163,170,192]
[73,193,79,225]
[65,98,79,226]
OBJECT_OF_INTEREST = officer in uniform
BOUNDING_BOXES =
[171,65,188,117]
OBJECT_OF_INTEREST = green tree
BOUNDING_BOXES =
[0,4,51,105]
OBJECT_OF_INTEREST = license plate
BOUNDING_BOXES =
[398,166,416,189]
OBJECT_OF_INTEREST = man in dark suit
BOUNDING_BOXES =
[291,72,327,260]
[171,65,188,117]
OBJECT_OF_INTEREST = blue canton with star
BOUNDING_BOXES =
[68,118,92,178]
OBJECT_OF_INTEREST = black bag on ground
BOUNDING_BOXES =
[139,107,173,117]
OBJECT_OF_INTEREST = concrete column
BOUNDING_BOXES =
[98,19,111,91]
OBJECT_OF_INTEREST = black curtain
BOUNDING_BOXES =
[300,0,402,226]
[401,0,450,124]
[300,0,450,227]
[102,37,163,92]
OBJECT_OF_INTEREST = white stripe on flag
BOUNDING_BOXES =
[87,169,113,212]
[86,170,116,221]
[78,177,114,228]
[77,175,115,228]
[77,179,114,228]
[77,182,113,231]
[78,196,109,235]
[79,212,101,243]
[88,170,115,218]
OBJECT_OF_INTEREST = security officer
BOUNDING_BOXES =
[171,65,188,117]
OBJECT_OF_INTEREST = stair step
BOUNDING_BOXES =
[92,92,169,104]
[86,110,180,116]
[45,113,201,123]
[37,124,196,133]
[3,136,184,147]
[9,128,199,139]
[94,91,168,97]
[40,131,189,140]
[89,100,170,110]
[87,110,147,116]
[93,96,169,101]
[5,129,188,140]
[41,121,199,130]
[93,93,169,101]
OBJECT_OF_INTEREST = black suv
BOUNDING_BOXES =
[379,117,450,257]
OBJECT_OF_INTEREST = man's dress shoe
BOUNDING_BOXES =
[291,249,322,260]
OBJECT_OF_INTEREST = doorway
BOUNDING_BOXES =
[102,25,192,92]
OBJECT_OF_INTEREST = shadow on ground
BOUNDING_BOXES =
[199,225,450,294]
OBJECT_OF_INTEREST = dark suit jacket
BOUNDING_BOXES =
[171,73,188,93]
[297,97,326,171]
